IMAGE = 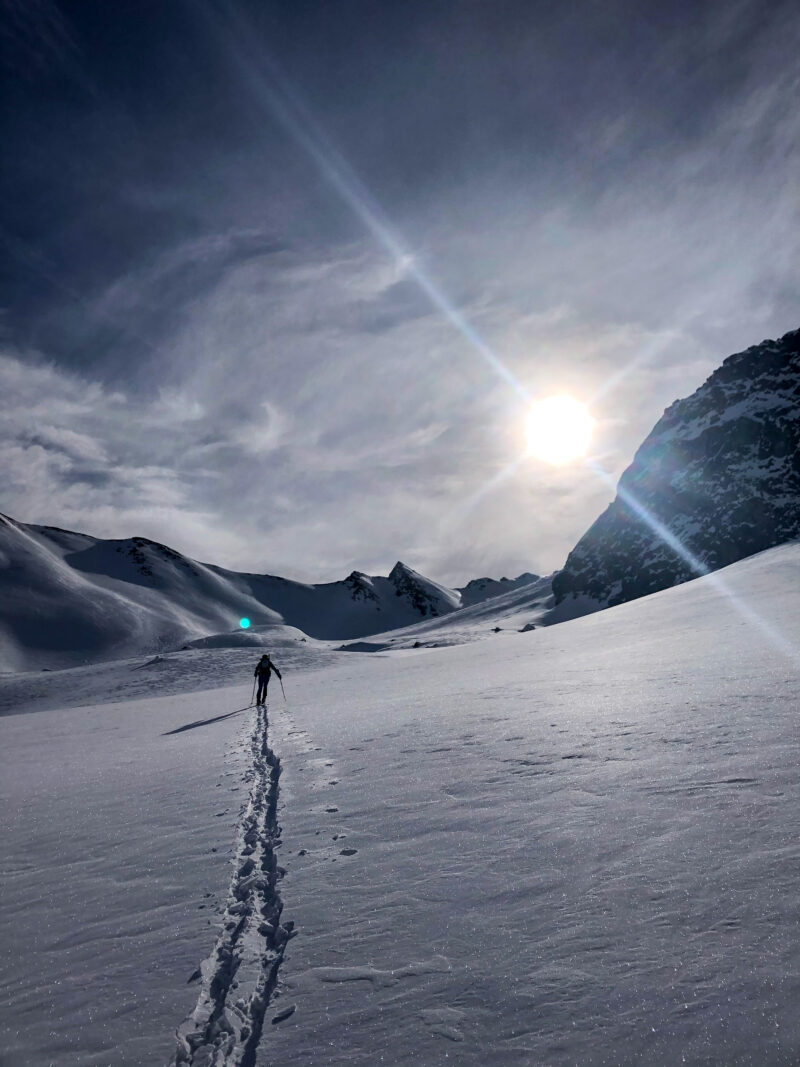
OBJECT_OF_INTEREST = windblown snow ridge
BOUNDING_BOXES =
[173,705,293,1066]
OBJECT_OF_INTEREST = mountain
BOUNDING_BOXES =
[0,514,510,670]
[332,572,556,656]
[553,327,800,612]
[457,572,539,607]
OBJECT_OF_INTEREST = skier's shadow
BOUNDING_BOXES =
[162,705,252,736]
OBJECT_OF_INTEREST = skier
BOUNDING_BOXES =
[254,653,281,706]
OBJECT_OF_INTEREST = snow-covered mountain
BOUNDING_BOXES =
[553,326,800,612]
[456,571,539,606]
[0,513,503,670]
[335,572,556,655]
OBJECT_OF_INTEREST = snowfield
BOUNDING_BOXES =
[2,543,800,1065]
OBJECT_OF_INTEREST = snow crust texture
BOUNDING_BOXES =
[553,326,800,609]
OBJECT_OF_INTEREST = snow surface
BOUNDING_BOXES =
[2,544,800,1065]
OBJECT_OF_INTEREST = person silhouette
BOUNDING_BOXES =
[253,653,281,706]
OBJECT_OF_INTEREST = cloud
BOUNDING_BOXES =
[233,401,291,456]
[2,0,798,585]
[0,349,242,558]
[29,425,109,464]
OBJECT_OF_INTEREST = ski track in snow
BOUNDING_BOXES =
[173,704,293,1066]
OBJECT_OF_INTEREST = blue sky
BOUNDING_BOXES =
[1,0,798,583]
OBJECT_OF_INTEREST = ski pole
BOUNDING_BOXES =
[251,677,257,706]
[279,677,286,702]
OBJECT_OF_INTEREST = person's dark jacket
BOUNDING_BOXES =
[254,656,281,680]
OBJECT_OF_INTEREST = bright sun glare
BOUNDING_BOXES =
[525,395,595,465]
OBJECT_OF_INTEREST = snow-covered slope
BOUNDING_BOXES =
[213,560,463,642]
[3,543,799,1065]
[456,571,539,607]
[0,514,470,670]
[553,326,800,612]
[337,572,556,652]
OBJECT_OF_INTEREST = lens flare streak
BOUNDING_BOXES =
[447,456,527,530]
[590,462,799,667]
[215,4,526,400]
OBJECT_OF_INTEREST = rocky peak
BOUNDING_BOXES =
[388,561,453,617]
[458,571,541,607]
[344,570,379,603]
[388,561,413,582]
[553,327,800,610]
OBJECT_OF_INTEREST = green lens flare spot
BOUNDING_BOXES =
[239,617,251,629]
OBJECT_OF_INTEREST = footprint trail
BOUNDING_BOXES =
[172,704,293,1066]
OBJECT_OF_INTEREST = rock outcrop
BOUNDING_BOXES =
[553,327,800,609]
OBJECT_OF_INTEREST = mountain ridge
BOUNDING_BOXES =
[0,512,540,670]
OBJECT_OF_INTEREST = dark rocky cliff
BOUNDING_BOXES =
[553,327,800,609]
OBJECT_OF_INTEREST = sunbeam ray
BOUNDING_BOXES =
[435,455,527,551]
[589,329,682,406]
[589,461,799,666]
[212,2,527,400]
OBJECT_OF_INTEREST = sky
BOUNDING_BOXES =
[1,0,798,586]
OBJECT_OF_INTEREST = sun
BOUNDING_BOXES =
[525,395,595,465]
